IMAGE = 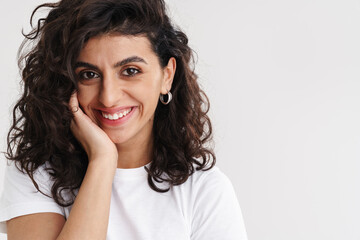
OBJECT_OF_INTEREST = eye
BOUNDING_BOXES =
[79,71,100,80]
[122,67,140,77]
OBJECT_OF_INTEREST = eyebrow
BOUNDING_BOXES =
[74,56,147,70]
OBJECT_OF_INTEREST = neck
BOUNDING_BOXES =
[115,132,153,169]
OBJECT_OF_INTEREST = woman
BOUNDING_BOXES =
[0,0,247,239]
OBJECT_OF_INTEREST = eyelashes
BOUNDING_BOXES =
[77,67,141,81]
[122,68,140,76]
[79,71,100,80]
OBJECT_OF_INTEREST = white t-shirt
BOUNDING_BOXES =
[0,161,248,239]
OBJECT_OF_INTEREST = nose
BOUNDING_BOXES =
[98,73,124,107]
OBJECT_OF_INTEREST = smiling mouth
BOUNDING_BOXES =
[101,107,133,120]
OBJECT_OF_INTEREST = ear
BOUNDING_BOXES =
[161,57,176,94]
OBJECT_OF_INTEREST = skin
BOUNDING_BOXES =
[7,34,176,239]
[73,33,176,168]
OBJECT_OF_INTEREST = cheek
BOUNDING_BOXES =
[77,86,97,110]
[137,81,162,107]
[140,74,164,97]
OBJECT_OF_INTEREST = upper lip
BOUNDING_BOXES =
[96,106,134,114]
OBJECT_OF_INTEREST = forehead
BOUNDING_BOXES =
[77,34,156,63]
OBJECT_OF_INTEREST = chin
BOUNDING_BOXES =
[109,135,128,145]
[102,130,128,145]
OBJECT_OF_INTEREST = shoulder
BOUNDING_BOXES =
[4,161,54,195]
[178,163,241,215]
[0,161,68,233]
[182,164,248,239]
[186,164,235,194]
[3,161,74,204]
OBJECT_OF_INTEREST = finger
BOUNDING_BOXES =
[69,91,79,110]
[70,119,76,132]
[69,91,84,117]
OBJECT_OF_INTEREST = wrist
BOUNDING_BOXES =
[87,155,118,172]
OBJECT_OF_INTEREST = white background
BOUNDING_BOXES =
[1,0,360,239]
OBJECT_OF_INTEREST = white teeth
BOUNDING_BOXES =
[101,108,132,120]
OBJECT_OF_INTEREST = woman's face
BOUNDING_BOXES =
[75,34,175,146]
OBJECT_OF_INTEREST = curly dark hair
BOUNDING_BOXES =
[6,0,215,207]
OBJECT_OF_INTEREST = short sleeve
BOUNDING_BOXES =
[190,167,248,240]
[0,161,65,233]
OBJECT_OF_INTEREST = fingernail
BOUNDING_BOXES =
[71,106,79,113]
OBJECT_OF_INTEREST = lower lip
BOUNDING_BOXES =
[96,107,137,127]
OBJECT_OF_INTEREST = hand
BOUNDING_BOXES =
[69,91,118,166]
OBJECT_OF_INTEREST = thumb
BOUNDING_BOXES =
[69,91,83,118]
